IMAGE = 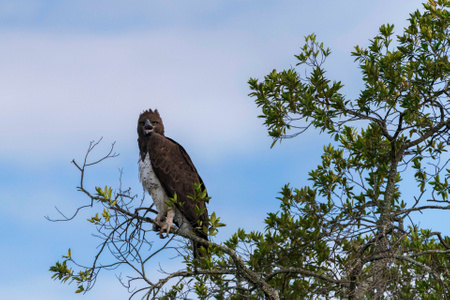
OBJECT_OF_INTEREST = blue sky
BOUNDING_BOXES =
[0,0,436,299]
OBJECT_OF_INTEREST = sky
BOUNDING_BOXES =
[0,0,435,299]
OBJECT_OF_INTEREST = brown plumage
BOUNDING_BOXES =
[137,109,208,257]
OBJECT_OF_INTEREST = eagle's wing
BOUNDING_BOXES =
[148,135,208,231]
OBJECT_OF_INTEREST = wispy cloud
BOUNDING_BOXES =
[0,29,273,165]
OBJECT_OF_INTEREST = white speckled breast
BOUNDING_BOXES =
[138,153,169,213]
[138,153,195,234]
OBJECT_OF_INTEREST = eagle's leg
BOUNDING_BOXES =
[159,209,175,238]
[153,212,165,232]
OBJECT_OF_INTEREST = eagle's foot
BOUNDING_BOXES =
[159,221,172,238]
[158,210,175,238]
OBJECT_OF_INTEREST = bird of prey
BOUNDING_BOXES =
[137,108,209,257]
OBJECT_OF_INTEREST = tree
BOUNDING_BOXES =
[50,1,450,298]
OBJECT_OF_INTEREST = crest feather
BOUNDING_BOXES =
[140,108,160,116]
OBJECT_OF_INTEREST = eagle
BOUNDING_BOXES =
[137,108,209,257]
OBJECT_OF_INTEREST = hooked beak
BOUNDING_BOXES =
[144,120,153,135]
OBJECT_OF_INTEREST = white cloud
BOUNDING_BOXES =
[0,29,272,165]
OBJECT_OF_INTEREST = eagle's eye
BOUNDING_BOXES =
[152,121,158,125]
[139,121,145,125]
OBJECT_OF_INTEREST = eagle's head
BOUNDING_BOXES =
[137,109,165,137]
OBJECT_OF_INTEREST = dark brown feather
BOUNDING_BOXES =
[147,133,208,238]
